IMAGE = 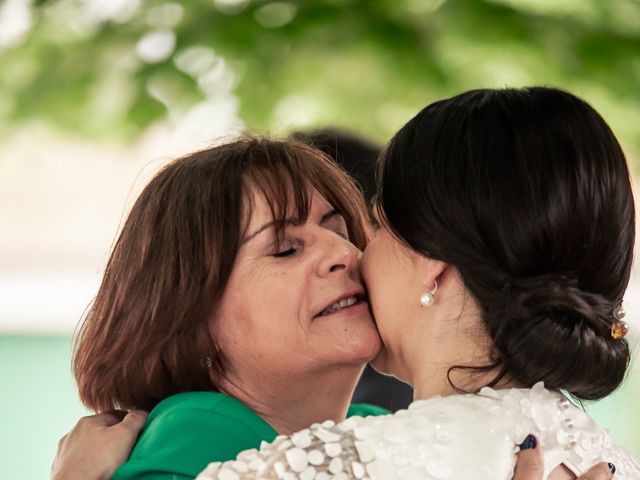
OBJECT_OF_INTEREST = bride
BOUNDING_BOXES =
[194,87,640,479]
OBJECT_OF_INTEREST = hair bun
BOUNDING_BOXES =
[490,274,629,400]
[505,274,612,337]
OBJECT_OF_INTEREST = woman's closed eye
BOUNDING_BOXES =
[270,239,300,258]
[322,212,349,240]
[272,246,297,257]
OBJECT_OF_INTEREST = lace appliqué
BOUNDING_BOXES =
[196,383,640,480]
[196,419,368,480]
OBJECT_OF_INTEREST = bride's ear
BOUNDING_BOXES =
[417,259,448,307]
[421,259,448,292]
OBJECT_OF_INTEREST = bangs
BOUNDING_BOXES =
[239,138,370,250]
[242,163,313,244]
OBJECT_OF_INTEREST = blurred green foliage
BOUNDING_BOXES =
[1,0,639,154]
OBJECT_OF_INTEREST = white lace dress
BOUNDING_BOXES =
[195,383,640,480]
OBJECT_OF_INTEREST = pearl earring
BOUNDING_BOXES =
[420,280,438,307]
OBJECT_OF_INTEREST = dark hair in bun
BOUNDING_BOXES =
[378,87,634,400]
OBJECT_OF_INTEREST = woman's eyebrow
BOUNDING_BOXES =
[242,218,295,244]
[243,209,339,244]
[320,209,339,224]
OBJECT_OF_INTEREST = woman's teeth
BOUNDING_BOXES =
[320,296,359,316]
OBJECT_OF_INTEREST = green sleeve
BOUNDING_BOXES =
[347,402,390,417]
[112,399,388,480]
[113,408,266,480]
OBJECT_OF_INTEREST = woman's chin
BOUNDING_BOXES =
[333,329,383,367]
[358,333,384,365]
[353,321,384,362]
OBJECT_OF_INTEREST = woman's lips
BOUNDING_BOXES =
[316,297,369,318]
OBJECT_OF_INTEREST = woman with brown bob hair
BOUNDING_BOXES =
[72,137,384,478]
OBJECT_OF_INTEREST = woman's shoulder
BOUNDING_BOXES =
[142,390,278,446]
[113,392,278,480]
[392,383,640,479]
[474,384,639,478]
[150,391,258,421]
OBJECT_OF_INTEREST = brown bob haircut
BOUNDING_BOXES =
[74,137,370,412]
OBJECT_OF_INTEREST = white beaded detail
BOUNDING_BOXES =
[195,383,640,479]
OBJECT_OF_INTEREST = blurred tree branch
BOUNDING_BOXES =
[0,0,638,159]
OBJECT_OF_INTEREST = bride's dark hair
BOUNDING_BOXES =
[377,87,634,400]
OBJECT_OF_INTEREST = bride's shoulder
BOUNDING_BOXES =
[359,383,640,479]
[195,385,640,479]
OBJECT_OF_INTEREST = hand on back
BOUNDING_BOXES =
[51,410,147,480]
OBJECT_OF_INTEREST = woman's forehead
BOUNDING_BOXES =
[243,185,332,230]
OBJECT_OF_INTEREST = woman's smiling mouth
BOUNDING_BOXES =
[317,293,368,317]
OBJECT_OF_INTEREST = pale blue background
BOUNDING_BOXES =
[1,334,638,479]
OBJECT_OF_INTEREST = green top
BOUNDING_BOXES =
[113,392,389,480]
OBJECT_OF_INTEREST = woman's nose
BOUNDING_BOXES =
[316,234,360,277]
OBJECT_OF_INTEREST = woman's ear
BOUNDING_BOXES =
[421,259,448,292]
[416,259,448,307]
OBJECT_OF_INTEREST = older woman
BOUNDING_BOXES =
[69,138,386,479]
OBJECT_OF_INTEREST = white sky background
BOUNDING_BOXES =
[0,0,249,332]
[0,109,243,333]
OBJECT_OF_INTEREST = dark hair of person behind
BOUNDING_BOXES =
[377,87,634,400]
[74,137,370,412]
[292,129,380,202]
